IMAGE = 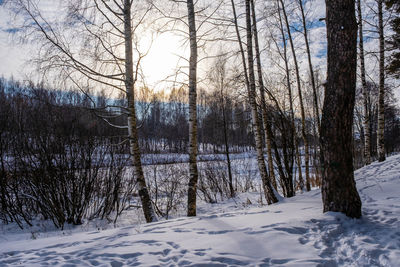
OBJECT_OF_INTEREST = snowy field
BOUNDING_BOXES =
[0,154,399,266]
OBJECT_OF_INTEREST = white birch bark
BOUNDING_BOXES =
[123,0,157,223]
[377,0,386,162]
[357,0,372,165]
[186,0,199,216]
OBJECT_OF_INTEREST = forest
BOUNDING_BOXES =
[0,0,399,265]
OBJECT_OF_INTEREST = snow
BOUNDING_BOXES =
[140,152,255,165]
[1,154,400,266]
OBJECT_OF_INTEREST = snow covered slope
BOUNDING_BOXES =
[0,154,399,266]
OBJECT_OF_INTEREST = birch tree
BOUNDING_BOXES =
[250,0,277,190]
[279,0,311,191]
[357,0,372,165]
[186,0,199,216]
[275,0,302,192]
[9,0,157,222]
[377,0,386,162]
[297,0,321,134]
[230,0,278,204]
[244,0,278,204]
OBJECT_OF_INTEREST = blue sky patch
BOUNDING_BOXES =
[4,28,21,34]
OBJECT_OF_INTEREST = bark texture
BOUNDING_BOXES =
[377,0,386,162]
[357,0,371,165]
[321,0,362,218]
[124,0,157,223]
[186,0,199,216]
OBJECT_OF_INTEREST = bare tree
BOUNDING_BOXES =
[186,0,200,216]
[377,0,386,162]
[244,0,278,204]
[250,0,277,190]
[122,0,157,223]
[275,0,302,192]
[208,55,235,198]
[230,0,277,203]
[8,0,157,222]
[279,0,311,191]
[297,0,321,134]
[320,0,362,218]
[357,0,372,165]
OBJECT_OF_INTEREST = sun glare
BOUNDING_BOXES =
[140,32,189,91]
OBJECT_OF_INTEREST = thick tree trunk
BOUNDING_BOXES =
[124,0,157,223]
[321,0,362,218]
[250,0,277,190]
[187,0,199,216]
[357,0,372,165]
[280,0,310,191]
[245,0,278,204]
[377,0,386,162]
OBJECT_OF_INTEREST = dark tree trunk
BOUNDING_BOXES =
[320,0,362,218]
[222,102,234,198]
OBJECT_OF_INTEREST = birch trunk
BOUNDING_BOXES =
[123,0,156,223]
[298,0,320,134]
[250,0,277,190]
[321,0,362,218]
[280,0,310,191]
[186,0,199,216]
[245,0,278,204]
[377,0,386,162]
[357,0,372,165]
[230,0,250,87]
[298,0,321,178]
[277,0,303,191]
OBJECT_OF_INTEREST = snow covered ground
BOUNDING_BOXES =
[0,154,399,266]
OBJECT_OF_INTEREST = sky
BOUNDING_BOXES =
[0,3,30,80]
[0,0,398,103]
[0,0,189,91]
